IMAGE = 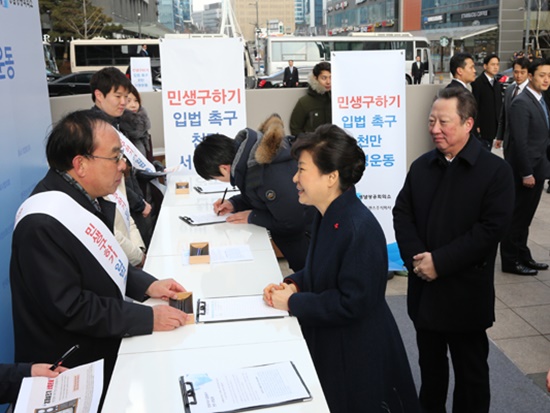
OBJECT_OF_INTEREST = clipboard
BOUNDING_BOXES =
[179,361,312,413]
[196,295,289,323]
[179,214,227,226]
[193,185,239,194]
[180,378,197,413]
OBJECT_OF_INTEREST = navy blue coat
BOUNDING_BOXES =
[472,73,503,144]
[286,188,419,413]
[393,136,514,331]
[230,127,311,270]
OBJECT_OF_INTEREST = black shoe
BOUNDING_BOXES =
[524,259,549,270]
[502,263,538,276]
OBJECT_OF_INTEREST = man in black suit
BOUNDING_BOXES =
[501,58,550,276]
[446,52,477,90]
[393,87,514,413]
[411,55,424,84]
[495,57,530,153]
[471,54,503,150]
[139,44,148,57]
[283,60,299,88]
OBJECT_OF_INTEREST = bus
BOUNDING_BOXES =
[70,38,160,73]
[69,37,257,88]
[262,33,433,84]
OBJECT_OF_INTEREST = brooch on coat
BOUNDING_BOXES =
[334,223,339,230]
[265,190,276,201]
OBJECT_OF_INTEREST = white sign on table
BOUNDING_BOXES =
[332,50,406,270]
[160,37,247,169]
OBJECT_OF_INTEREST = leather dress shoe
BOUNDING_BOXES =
[502,263,538,276]
[524,259,549,270]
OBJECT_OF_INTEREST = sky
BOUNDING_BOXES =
[192,0,216,12]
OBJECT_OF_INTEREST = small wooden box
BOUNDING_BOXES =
[169,291,195,324]
[189,242,210,264]
[175,181,190,194]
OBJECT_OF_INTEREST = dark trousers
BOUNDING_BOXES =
[414,76,422,85]
[416,329,490,413]
[500,176,544,266]
[271,232,309,272]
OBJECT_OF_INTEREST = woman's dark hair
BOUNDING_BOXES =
[193,134,238,180]
[291,124,365,192]
[46,110,110,171]
[128,83,142,106]
[313,61,331,78]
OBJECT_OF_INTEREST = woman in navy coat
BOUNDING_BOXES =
[264,125,419,413]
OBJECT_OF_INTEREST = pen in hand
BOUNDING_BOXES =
[50,344,79,371]
[217,187,228,216]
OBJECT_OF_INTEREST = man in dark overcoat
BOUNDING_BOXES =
[471,54,503,150]
[445,52,477,91]
[393,87,515,413]
[283,59,299,87]
[411,55,424,84]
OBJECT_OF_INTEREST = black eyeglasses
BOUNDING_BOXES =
[86,150,125,163]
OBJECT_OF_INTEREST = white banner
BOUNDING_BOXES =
[160,37,247,169]
[130,57,153,92]
[332,50,406,270]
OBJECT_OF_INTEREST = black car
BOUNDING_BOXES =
[46,69,62,82]
[496,67,514,93]
[48,71,95,97]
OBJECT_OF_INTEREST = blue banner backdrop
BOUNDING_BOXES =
[0,0,51,383]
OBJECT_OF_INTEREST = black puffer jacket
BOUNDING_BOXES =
[229,115,312,271]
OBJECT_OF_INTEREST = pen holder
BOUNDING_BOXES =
[189,242,210,264]
[175,181,190,194]
[169,291,195,324]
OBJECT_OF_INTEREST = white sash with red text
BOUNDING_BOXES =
[116,130,166,194]
[15,191,128,297]
[107,189,131,235]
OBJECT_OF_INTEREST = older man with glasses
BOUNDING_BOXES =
[9,110,189,410]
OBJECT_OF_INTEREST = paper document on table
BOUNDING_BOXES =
[179,360,311,412]
[210,245,253,263]
[182,245,253,265]
[14,359,103,413]
[179,212,229,226]
[194,184,238,194]
[196,294,289,323]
